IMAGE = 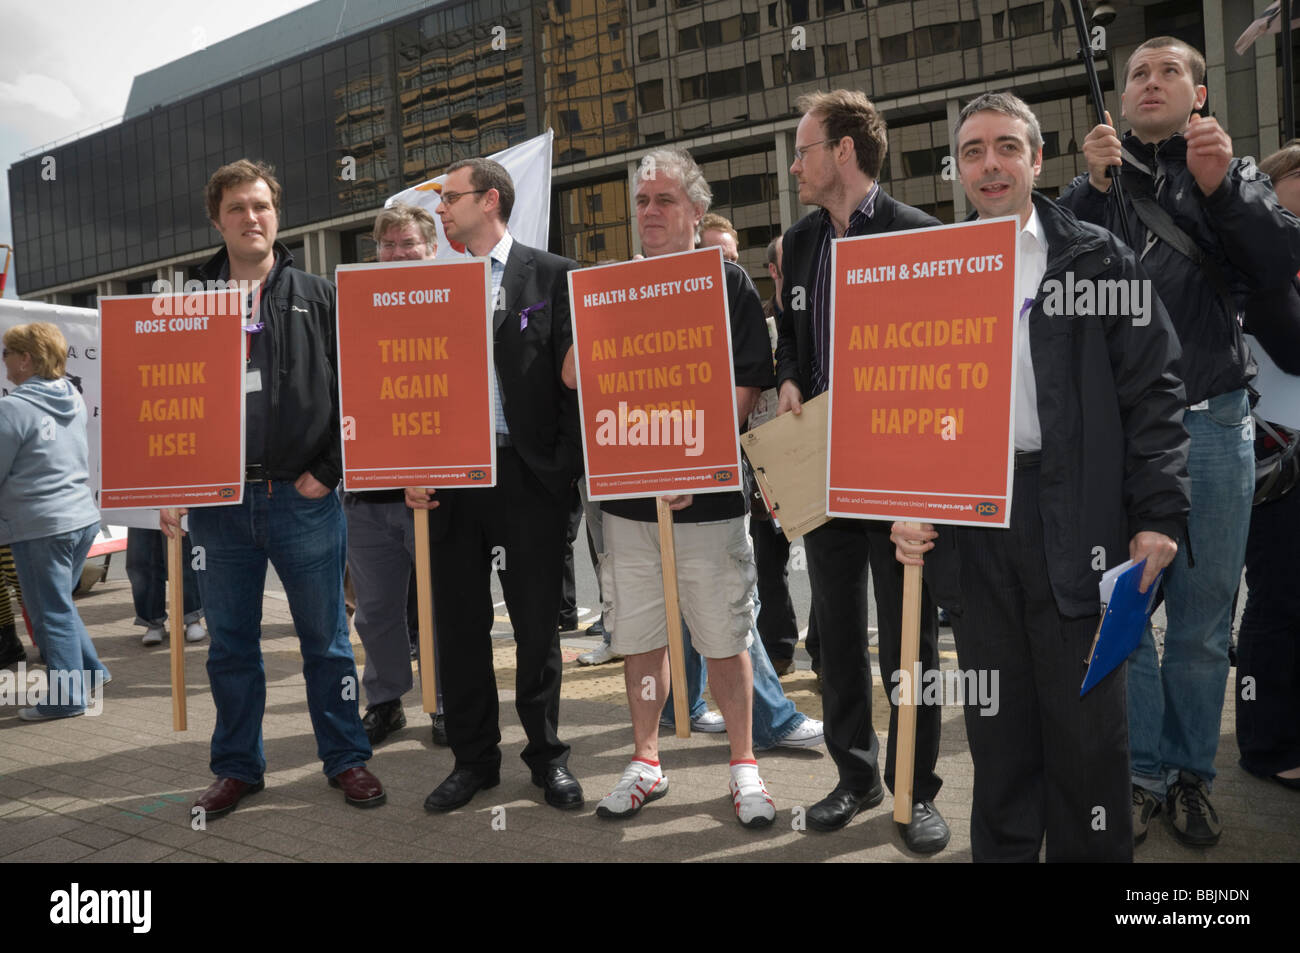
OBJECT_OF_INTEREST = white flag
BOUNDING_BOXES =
[385,130,554,257]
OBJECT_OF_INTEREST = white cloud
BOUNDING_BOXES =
[0,73,82,122]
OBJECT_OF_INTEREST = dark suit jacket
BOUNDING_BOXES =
[775,189,940,396]
[492,239,583,501]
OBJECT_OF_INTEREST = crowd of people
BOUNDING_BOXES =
[1,32,1297,861]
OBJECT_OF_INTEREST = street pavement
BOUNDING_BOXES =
[0,537,1295,864]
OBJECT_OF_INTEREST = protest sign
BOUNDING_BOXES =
[98,291,245,509]
[826,217,1019,527]
[570,247,740,501]
[335,258,495,491]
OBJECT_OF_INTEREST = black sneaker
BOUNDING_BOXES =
[1166,771,1221,847]
[1132,785,1161,846]
[362,700,406,746]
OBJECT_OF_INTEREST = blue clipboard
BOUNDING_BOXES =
[1081,558,1164,696]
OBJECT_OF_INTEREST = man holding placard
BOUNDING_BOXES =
[163,159,384,818]
[344,203,446,748]
[405,158,585,814]
[592,148,778,828]
[774,90,949,849]
[893,93,1189,861]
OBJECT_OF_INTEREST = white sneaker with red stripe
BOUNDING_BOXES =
[729,761,775,829]
[596,759,668,819]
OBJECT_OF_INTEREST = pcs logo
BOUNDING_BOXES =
[713,470,733,482]
[975,501,999,516]
[468,470,487,481]
[218,487,236,499]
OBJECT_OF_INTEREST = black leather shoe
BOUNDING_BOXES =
[807,779,884,832]
[362,699,405,746]
[531,765,585,810]
[898,799,950,853]
[430,713,449,747]
[424,767,500,812]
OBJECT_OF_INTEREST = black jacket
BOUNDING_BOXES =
[1245,275,1300,376]
[776,189,940,395]
[489,240,582,501]
[928,194,1191,618]
[1059,131,1300,404]
[198,242,342,488]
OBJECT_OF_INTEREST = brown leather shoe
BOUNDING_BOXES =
[194,777,265,819]
[329,766,386,808]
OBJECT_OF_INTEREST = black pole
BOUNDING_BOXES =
[1070,0,1133,247]
[1284,0,1295,140]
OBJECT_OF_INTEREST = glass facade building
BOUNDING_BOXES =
[7,0,1275,302]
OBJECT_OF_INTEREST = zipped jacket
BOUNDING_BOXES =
[198,242,342,488]
[1059,131,1300,404]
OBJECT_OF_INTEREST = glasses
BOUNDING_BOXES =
[440,189,486,206]
[792,139,834,162]
[379,239,428,253]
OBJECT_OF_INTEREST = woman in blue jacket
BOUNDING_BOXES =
[0,322,107,720]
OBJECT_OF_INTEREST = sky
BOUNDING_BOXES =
[0,0,316,297]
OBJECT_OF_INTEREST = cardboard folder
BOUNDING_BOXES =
[1081,557,1164,696]
[739,392,831,542]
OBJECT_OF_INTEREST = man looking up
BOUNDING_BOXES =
[405,158,585,814]
[1060,36,1300,847]
[165,159,384,818]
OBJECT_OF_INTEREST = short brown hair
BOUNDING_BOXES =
[699,213,738,245]
[3,322,68,379]
[445,157,515,223]
[1125,36,1206,87]
[373,203,438,247]
[796,89,889,179]
[1260,139,1300,182]
[205,159,282,223]
[956,92,1044,155]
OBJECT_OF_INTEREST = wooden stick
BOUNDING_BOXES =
[413,501,438,714]
[892,520,924,823]
[167,511,187,732]
[657,498,690,738]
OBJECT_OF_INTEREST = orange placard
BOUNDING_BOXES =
[335,258,495,490]
[99,291,245,508]
[827,218,1019,526]
[570,248,741,500]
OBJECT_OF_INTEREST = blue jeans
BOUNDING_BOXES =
[126,528,201,627]
[188,482,371,782]
[663,592,806,748]
[1128,389,1253,795]
[11,523,109,715]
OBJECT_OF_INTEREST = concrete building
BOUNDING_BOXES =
[7,0,1291,304]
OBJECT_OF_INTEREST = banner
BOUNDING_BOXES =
[570,247,741,500]
[0,298,157,530]
[335,258,496,490]
[98,291,246,509]
[386,130,553,257]
[826,217,1019,526]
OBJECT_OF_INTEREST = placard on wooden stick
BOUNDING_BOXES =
[335,258,496,712]
[570,248,742,736]
[826,218,1020,822]
[99,290,247,731]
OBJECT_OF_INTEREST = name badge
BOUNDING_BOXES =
[245,369,263,393]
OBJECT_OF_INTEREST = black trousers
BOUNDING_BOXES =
[560,484,583,627]
[749,517,799,662]
[950,465,1131,862]
[428,448,570,775]
[1236,483,1300,777]
[805,517,942,800]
